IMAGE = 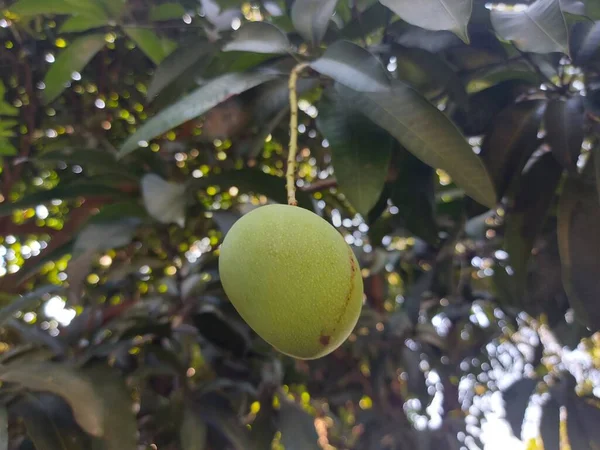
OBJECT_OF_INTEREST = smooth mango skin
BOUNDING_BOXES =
[218,204,363,359]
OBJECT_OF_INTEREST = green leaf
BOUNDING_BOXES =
[42,34,106,105]
[379,0,472,43]
[491,0,569,54]
[149,2,186,21]
[0,405,6,450]
[0,181,124,217]
[392,45,468,108]
[464,60,539,94]
[85,366,136,450]
[119,71,277,157]
[0,137,17,156]
[565,392,600,450]
[540,399,560,450]
[59,16,110,33]
[291,0,339,47]
[310,40,390,92]
[545,95,585,172]
[147,39,214,100]
[0,362,105,437]
[0,81,18,116]
[223,22,291,54]
[453,80,534,136]
[74,218,141,253]
[502,378,537,439]
[337,82,496,208]
[14,394,91,450]
[503,153,563,299]
[36,148,139,178]
[124,28,177,65]
[62,0,108,17]
[193,394,254,450]
[317,89,392,217]
[558,171,600,331]
[0,285,62,327]
[100,0,126,18]
[340,2,392,40]
[480,100,547,199]
[141,174,186,227]
[571,21,600,65]
[194,169,313,210]
[278,398,320,450]
[180,407,208,450]
[8,0,106,17]
[390,150,439,245]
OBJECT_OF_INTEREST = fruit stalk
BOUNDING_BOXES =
[286,62,309,206]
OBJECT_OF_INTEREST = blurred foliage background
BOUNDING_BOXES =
[0,0,600,449]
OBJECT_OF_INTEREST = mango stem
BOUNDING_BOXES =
[287,62,309,206]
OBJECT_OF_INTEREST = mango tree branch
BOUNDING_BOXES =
[286,62,309,206]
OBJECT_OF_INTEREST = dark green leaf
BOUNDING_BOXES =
[119,71,277,157]
[36,149,139,178]
[401,347,428,402]
[340,3,392,40]
[317,89,392,217]
[0,182,124,217]
[480,100,546,199]
[148,2,186,21]
[540,399,560,450]
[0,405,6,450]
[0,362,105,437]
[223,22,291,54]
[59,16,110,33]
[564,393,600,450]
[87,201,148,224]
[180,407,208,450]
[42,34,106,105]
[5,320,67,357]
[194,169,313,210]
[0,285,62,327]
[391,150,439,245]
[491,0,569,54]
[291,0,339,47]
[278,398,320,450]
[503,153,563,299]
[392,45,468,107]
[379,0,472,43]
[465,59,539,93]
[85,365,136,450]
[123,28,176,65]
[571,21,600,65]
[502,378,537,439]
[338,82,496,208]
[249,76,317,125]
[193,394,254,450]
[558,172,600,331]
[147,39,214,100]
[13,394,91,450]
[545,95,585,172]
[310,40,390,92]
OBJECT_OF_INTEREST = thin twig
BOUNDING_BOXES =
[286,62,309,206]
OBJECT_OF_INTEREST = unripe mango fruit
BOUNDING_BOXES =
[218,204,363,359]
